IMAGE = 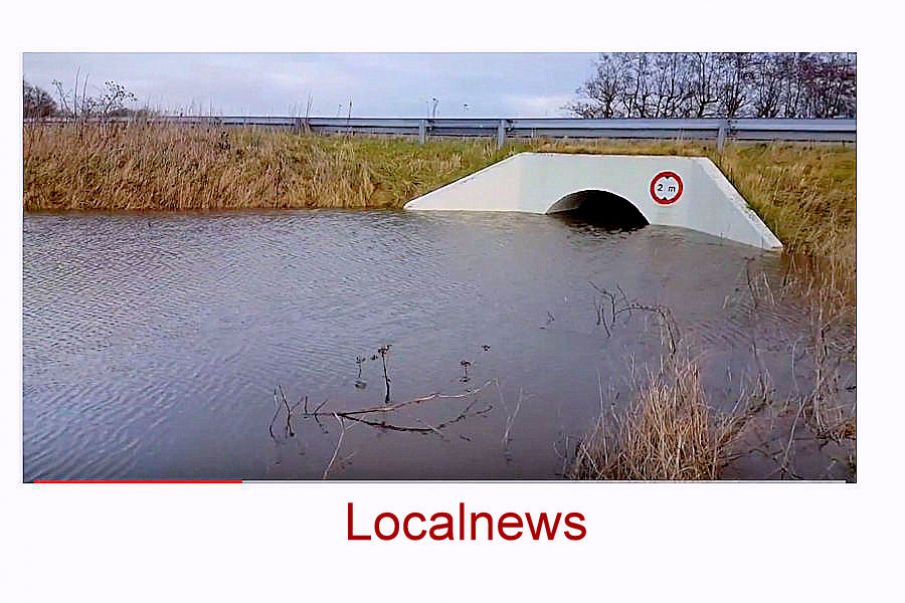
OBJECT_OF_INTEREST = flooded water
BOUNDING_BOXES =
[23,210,854,480]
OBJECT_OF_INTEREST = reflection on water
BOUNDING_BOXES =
[23,210,850,480]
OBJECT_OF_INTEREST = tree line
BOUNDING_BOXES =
[23,76,140,119]
[566,52,856,120]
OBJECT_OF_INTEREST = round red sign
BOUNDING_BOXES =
[649,171,684,205]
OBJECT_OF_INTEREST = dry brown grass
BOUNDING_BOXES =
[24,124,856,244]
[23,121,509,212]
[570,351,747,481]
[718,144,856,306]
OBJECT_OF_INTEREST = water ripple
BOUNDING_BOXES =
[24,210,816,480]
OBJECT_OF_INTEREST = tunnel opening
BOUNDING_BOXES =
[546,190,649,231]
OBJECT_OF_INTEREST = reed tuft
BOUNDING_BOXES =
[570,352,746,481]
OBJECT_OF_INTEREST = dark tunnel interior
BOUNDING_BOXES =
[548,190,649,231]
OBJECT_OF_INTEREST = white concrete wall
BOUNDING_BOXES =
[404,152,782,250]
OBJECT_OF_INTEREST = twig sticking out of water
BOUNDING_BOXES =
[310,382,496,479]
[269,386,305,439]
[323,413,353,479]
[589,281,680,355]
[460,360,472,383]
[274,380,495,438]
[355,356,365,380]
[377,344,391,403]
[590,282,618,335]
[500,386,524,451]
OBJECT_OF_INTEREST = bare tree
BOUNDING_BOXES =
[51,75,137,119]
[565,54,625,118]
[567,52,856,120]
[688,52,720,118]
[799,53,857,118]
[650,53,693,118]
[715,52,753,118]
[96,81,138,117]
[619,53,656,118]
[777,53,806,118]
[750,53,785,118]
[23,81,57,118]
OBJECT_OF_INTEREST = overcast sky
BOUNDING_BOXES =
[22,53,599,117]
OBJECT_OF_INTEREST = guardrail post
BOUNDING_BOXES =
[418,120,427,144]
[717,119,729,151]
[497,119,507,149]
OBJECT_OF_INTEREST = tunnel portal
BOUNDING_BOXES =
[546,190,649,230]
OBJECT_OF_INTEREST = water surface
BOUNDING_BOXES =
[23,210,835,480]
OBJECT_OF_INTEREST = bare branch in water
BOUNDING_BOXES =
[323,413,352,479]
[272,377,497,481]
[590,281,681,355]
[270,387,305,439]
[500,386,523,450]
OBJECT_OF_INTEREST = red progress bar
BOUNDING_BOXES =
[33,480,243,484]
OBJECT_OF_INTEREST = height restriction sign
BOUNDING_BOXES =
[649,171,684,205]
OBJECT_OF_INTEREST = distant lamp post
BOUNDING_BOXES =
[431,97,439,119]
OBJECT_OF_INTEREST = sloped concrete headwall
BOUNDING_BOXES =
[404,152,781,250]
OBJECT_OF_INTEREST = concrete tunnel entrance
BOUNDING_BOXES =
[404,153,782,249]
[546,190,649,230]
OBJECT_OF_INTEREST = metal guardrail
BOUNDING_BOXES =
[31,116,857,148]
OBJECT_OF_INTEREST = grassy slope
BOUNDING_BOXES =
[24,123,511,211]
[24,124,854,243]
[24,123,855,292]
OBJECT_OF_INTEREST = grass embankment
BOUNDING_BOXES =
[24,122,855,304]
[23,123,855,271]
[23,122,511,211]
[24,122,856,480]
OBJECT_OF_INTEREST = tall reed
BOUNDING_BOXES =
[23,121,507,212]
[570,352,742,480]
